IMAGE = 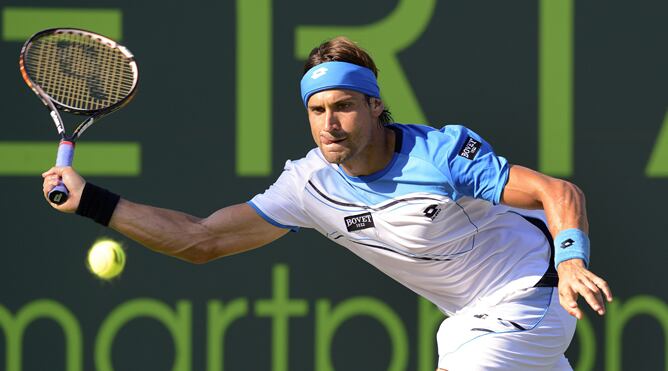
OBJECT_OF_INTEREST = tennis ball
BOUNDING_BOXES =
[87,239,125,279]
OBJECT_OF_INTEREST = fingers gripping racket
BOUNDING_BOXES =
[19,28,139,204]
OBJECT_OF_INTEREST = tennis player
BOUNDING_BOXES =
[43,37,612,370]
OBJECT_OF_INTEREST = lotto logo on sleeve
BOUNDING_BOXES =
[458,136,482,160]
[344,212,375,232]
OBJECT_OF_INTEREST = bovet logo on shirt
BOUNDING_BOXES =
[458,136,482,160]
[344,212,375,232]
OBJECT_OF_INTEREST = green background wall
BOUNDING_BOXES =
[0,0,666,370]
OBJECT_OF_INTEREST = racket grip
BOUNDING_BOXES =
[48,141,75,205]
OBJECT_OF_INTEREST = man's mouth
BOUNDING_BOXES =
[321,136,346,145]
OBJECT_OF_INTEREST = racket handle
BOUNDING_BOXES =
[48,140,75,205]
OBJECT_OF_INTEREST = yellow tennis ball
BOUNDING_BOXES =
[87,239,125,279]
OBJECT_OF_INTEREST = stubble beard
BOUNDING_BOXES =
[320,147,349,164]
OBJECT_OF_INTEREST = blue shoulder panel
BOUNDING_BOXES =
[329,124,509,205]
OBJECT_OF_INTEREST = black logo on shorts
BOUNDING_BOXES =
[344,212,375,232]
[458,136,482,160]
[423,204,442,220]
[560,238,575,249]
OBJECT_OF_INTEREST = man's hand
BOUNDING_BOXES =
[557,259,613,319]
[42,166,85,213]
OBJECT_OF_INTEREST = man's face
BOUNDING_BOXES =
[306,89,383,166]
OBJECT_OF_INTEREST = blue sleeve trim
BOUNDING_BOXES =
[492,158,511,205]
[246,201,300,232]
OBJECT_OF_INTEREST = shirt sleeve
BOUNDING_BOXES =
[433,125,509,204]
[247,159,313,232]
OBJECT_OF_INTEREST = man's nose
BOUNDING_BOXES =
[324,109,340,131]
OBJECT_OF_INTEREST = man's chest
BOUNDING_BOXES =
[303,177,488,255]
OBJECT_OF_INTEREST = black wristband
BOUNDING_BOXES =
[76,182,121,226]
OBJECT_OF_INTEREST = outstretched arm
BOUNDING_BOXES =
[42,166,289,263]
[501,164,613,319]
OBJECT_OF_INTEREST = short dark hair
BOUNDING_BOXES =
[304,37,393,126]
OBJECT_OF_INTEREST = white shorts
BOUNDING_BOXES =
[437,287,576,370]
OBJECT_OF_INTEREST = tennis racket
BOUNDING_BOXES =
[19,28,139,205]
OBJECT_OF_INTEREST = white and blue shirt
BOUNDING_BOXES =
[249,124,553,315]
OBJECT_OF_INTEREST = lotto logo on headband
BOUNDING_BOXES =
[311,67,328,79]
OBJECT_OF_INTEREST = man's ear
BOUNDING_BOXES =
[370,97,384,117]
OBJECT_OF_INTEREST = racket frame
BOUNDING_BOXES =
[19,28,139,204]
[19,28,139,141]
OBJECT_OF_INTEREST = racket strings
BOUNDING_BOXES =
[23,32,136,111]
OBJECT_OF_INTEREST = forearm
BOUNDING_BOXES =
[501,166,611,319]
[109,198,216,261]
[107,199,286,263]
[502,165,592,273]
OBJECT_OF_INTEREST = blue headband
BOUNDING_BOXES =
[300,61,380,107]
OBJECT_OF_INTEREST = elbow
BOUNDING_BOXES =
[574,182,585,198]
[558,179,586,204]
[176,221,236,264]
[176,239,229,265]
[546,178,587,219]
[186,253,213,265]
[174,248,213,265]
